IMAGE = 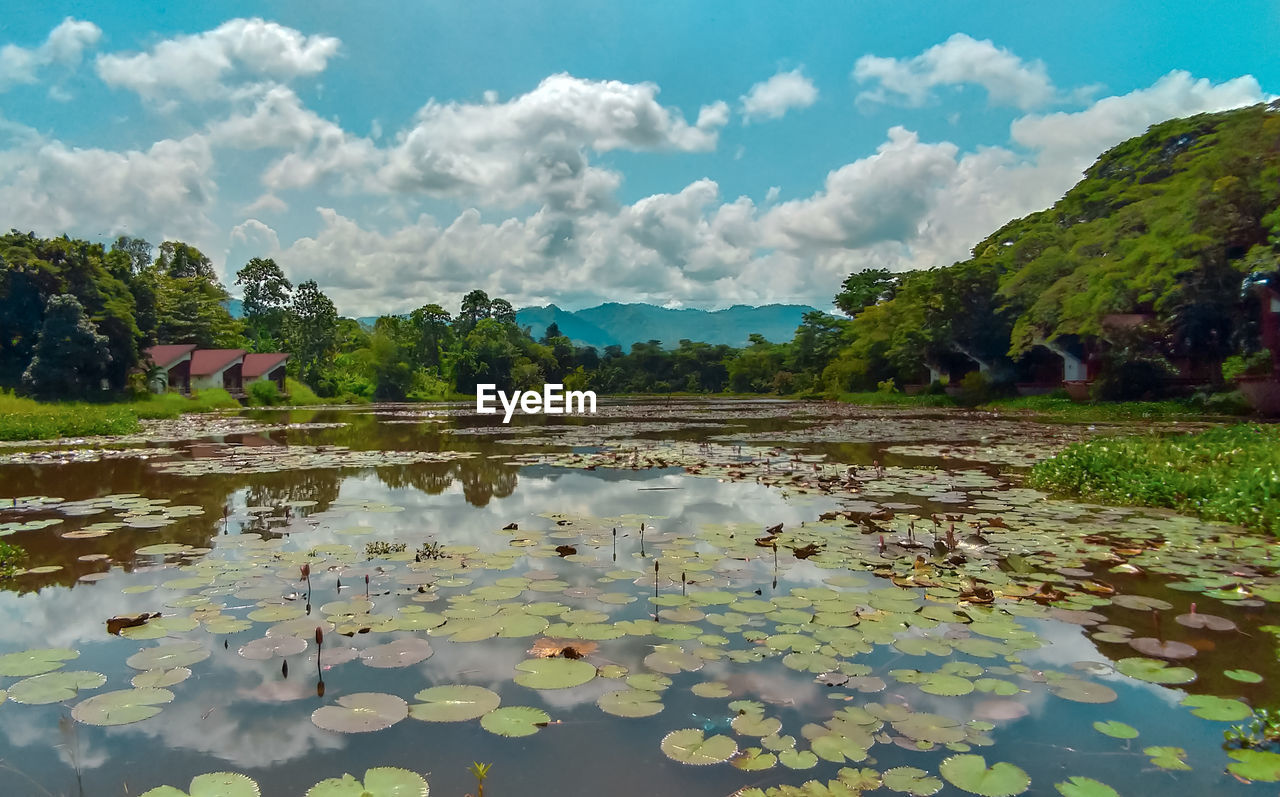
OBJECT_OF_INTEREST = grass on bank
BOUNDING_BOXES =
[0,389,239,441]
[1028,424,1280,535]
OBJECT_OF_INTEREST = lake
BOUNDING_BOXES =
[0,399,1275,796]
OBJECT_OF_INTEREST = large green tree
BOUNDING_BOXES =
[21,294,112,399]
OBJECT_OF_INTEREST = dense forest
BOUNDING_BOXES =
[1,102,1278,403]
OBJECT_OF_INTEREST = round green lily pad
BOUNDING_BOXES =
[1114,657,1195,685]
[0,648,78,677]
[408,685,500,722]
[513,658,596,689]
[1054,776,1119,797]
[311,693,408,733]
[140,772,261,797]
[1180,694,1253,721]
[1227,749,1280,782]
[304,767,428,797]
[72,687,174,726]
[1091,720,1138,739]
[939,754,1031,797]
[882,766,944,796]
[660,728,738,765]
[597,689,663,718]
[480,706,550,737]
[8,671,106,704]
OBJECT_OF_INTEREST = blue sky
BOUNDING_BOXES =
[1,2,1276,314]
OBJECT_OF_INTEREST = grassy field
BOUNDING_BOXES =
[1029,424,1280,535]
[0,389,240,442]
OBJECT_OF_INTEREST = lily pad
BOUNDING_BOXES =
[1054,777,1119,797]
[1180,695,1253,721]
[1091,720,1138,739]
[660,728,738,765]
[312,693,408,733]
[360,638,434,668]
[127,641,210,671]
[408,685,500,722]
[7,671,106,704]
[0,648,78,677]
[939,754,1031,797]
[140,773,261,797]
[598,689,663,718]
[513,657,596,689]
[882,766,944,796]
[480,706,550,737]
[72,687,174,726]
[304,767,428,797]
[1227,749,1280,782]
[1143,746,1190,771]
[1224,669,1263,683]
[1114,657,1196,685]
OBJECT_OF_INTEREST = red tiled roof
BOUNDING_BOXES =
[143,344,197,368]
[242,352,290,378]
[189,349,245,376]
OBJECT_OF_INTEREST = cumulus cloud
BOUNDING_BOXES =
[95,17,340,101]
[854,33,1057,110]
[762,127,960,250]
[0,132,217,245]
[740,68,818,120]
[1010,70,1267,162]
[0,17,101,90]
[375,74,729,210]
[247,73,731,211]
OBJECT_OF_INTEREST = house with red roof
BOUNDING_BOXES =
[142,344,197,393]
[189,349,246,394]
[241,352,290,392]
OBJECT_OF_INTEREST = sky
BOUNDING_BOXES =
[1,1,1277,316]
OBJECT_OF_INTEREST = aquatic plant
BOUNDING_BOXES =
[0,541,26,578]
[1029,423,1280,534]
[1225,708,1280,749]
[467,761,492,797]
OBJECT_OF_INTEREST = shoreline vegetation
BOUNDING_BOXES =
[1028,424,1280,535]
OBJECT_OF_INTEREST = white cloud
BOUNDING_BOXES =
[375,73,729,210]
[854,33,1057,110]
[95,17,340,101]
[230,218,280,251]
[762,127,960,250]
[740,68,818,121]
[250,73,731,212]
[0,132,216,245]
[0,18,101,90]
[1010,70,1267,163]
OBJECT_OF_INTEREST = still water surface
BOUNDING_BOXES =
[0,401,1273,796]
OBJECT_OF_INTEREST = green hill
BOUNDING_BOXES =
[832,100,1280,393]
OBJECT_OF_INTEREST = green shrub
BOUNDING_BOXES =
[285,378,322,405]
[247,380,282,406]
[953,371,994,406]
[1223,351,1274,381]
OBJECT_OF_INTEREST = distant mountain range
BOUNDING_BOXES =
[515,303,820,349]
[229,299,820,349]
